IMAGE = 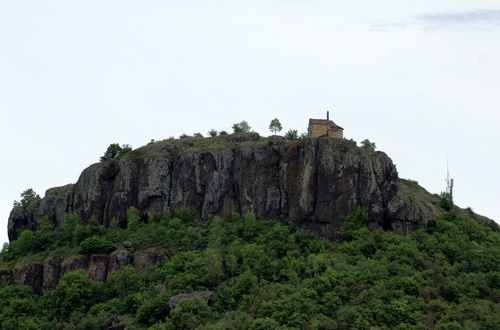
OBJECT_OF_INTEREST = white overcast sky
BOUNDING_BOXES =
[1,1,499,246]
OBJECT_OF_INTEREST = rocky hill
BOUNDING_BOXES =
[9,133,438,242]
[2,135,498,328]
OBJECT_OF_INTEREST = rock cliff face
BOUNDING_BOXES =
[0,250,167,294]
[8,134,432,242]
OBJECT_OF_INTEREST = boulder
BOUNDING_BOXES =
[166,290,215,313]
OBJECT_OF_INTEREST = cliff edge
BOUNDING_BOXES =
[8,134,437,242]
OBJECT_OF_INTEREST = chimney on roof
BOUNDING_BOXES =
[327,111,329,121]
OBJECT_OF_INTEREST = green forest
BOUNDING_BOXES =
[1,205,499,329]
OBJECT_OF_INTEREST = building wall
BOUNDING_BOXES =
[308,123,329,138]
[328,129,343,139]
[308,122,343,139]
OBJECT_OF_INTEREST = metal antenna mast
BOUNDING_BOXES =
[445,157,454,199]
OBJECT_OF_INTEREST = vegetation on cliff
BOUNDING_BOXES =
[12,188,40,210]
[1,204,499,329]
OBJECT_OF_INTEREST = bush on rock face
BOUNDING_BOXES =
[50,270,100,320]
[13,188,41,210]
[100,143,132,162]
[79,236,115,255]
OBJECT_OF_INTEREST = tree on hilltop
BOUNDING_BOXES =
[269,118,283,135]
[285,129,298,140]
[13,188,41,209]
[232,120,252,133]
[360,139,376,150]
[100,143,132,162]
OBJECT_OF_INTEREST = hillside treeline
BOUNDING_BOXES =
[0,207,499,329]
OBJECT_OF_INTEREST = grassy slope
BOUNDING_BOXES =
[400,178,494,224]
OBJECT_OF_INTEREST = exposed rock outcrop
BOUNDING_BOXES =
[8,134,433,242]
[60,256,89,277]
[4,250,170,294]
[166,290,215,313]
[43,259,61,291]
[8,184,74,236]
[133,250,169,269]
[87,255,110,282]
[12,263,44,294]
[109,251,133,273]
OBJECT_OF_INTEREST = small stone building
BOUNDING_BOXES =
[308,111,344,138]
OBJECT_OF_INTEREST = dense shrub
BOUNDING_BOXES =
[79,236,115,255]
[440,192,454,211]
[47,270,103,321]
[13,188,41,210]
[100,143,132,162]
